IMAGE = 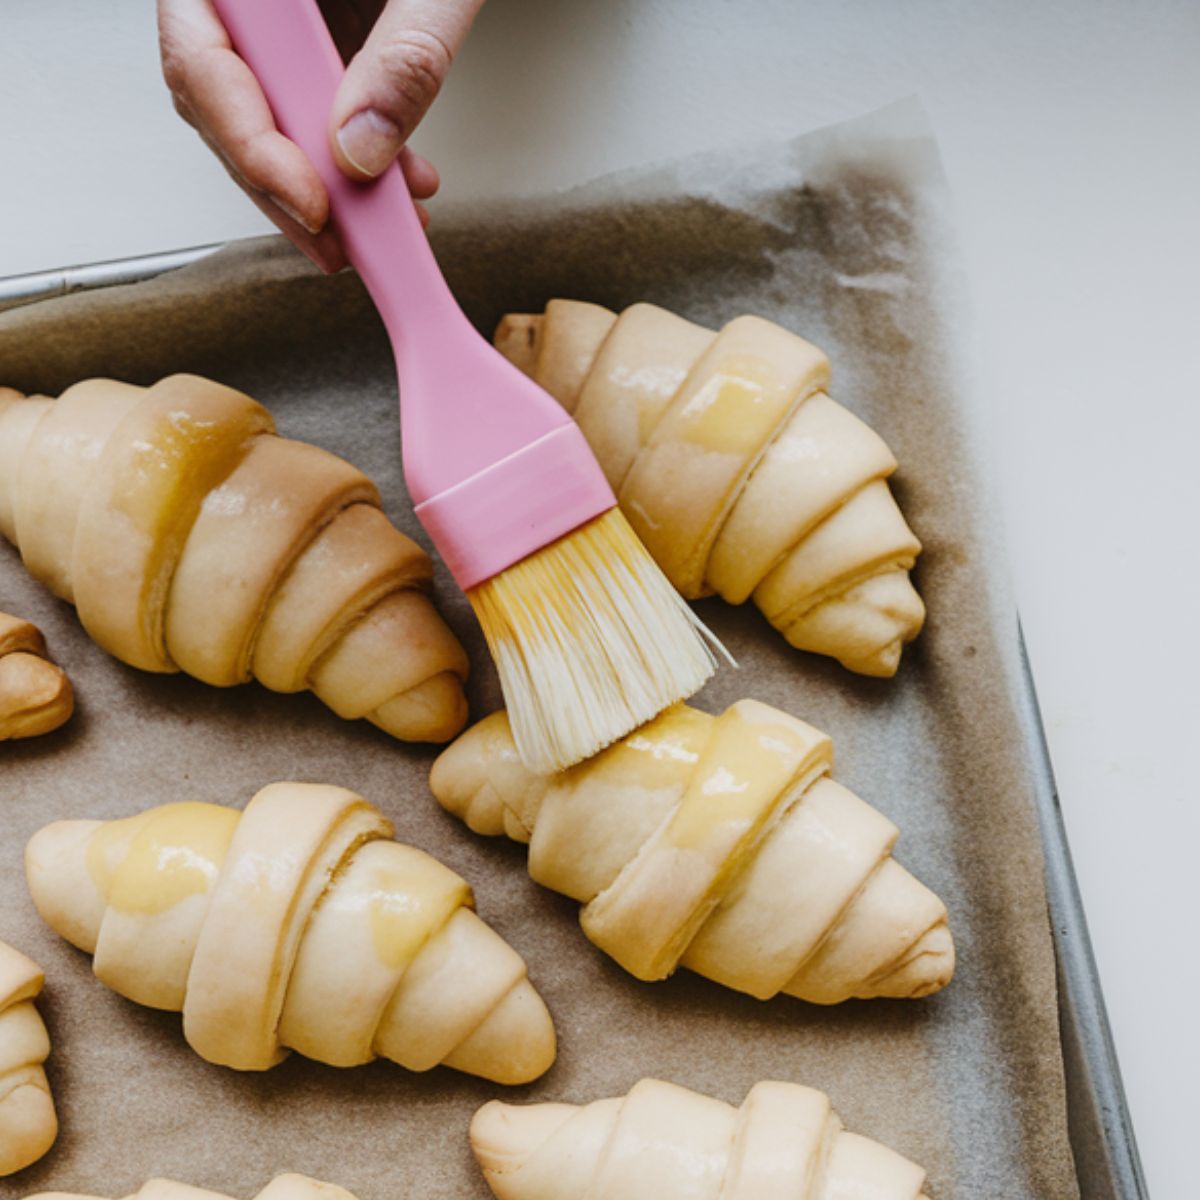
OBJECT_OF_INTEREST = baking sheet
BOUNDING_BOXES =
[0,101,1082,1199]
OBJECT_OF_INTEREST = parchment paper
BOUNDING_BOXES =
[0,101,1078,1199]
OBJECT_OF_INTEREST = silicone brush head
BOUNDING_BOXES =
[468,508,724,774]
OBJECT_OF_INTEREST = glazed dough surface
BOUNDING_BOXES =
[432,701,953,1004]
[25,783,555,1085]
[495,301,925,676]
[0,375,467,743]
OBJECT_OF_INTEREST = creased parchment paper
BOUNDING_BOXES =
[0,102,1078,1199]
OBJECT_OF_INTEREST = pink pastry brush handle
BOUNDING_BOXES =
[213,0,614,587]
[213,0,449,333]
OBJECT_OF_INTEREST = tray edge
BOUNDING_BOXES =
[1016,626,1149,1200]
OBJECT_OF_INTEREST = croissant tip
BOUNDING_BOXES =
[444,979,557,1084]
[25,819,102,949]
[429,711,514,835]
[428,735,468,811]
[470,1098,577,1181]
[0,1079,58,1177]
[835,635,908,677]
[847,650,902,678]
[257,1173,361,1200]
[26,817,88,867]
[869,920,956,1000]
[0,640,74,741]
[367,671,469,743]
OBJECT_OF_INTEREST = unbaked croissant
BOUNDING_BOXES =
[432,700,953,1004]
[495,301,925,677]
[0,941,57,1176]
[25,782,556,1084]
[0,376,467,742]
[24,1173,360,1200]
[472,1078,931,1200]
[0,613,73,741]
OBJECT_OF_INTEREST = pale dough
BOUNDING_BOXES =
[432,701,953,1004]
[494,301,925,677]
[0,940,57,1176]
[24,1172,362,1200]
[0,375,467,743]
[471,1078,932,1200]
[24,783,556,1085]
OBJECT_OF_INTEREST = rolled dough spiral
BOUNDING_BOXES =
[25,783,555,1084]
[0,377,467,742]
[0,941,57,1176]
[471,1078,931,1200]
[0,613,73,741]
[432,700,953,1004]
[495,301,925,677]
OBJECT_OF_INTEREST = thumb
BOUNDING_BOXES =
[330,0,485,181]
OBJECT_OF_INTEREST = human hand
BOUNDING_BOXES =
[158,0,485,272]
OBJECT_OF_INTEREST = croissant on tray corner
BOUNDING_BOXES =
[432,700,953,1005]
[23,1173,361,1200]
[471,1078,931,1200]
[0,941,57,1177]
[0,377,467,743]
[495,301,925,677]
[25,783,555,1085]
[0,613,73,742]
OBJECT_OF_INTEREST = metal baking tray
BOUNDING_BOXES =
[0,241,1148,1200]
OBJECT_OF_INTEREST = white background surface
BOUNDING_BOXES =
[2,1,1196,1195]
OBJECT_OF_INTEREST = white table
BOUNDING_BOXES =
[3,2,1196,1194]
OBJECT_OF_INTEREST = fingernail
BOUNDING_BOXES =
[268,194,323,236]
[336,109,404,178]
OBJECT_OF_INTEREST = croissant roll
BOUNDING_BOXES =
[0,613,73,741]
[494,300,925,676]
[25,783,556,1084]
[0,375,468,742]
[0,941,57,1176]
[471,1078,931,1200]
[23,1173,362,1200]
[432,700,953,1004]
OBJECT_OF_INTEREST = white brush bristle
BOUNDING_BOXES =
[468,508,727,774]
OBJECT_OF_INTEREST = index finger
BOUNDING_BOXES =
[159,0,330,236]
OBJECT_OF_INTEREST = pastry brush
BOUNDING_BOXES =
[213,0,723,772]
